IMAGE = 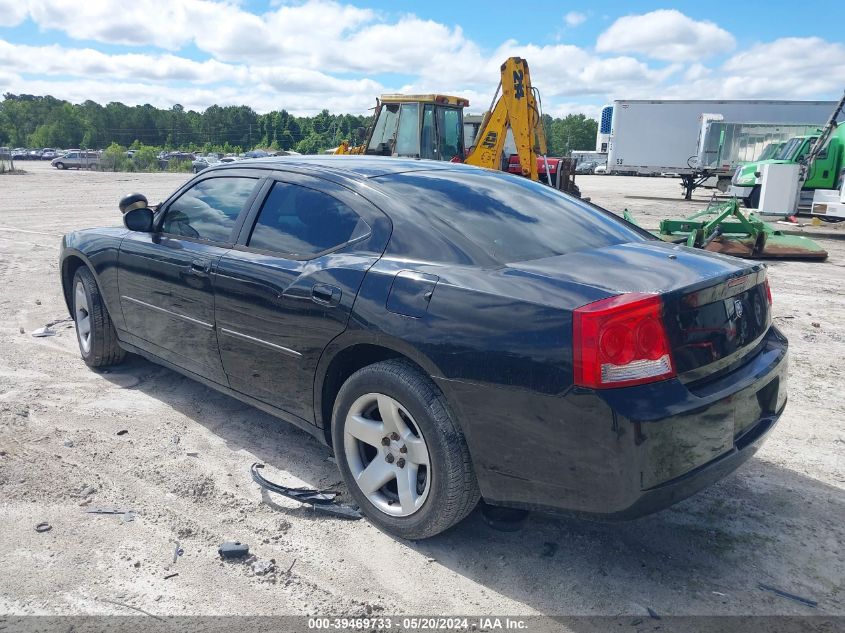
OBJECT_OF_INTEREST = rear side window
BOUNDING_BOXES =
[247,182,370,258]
[162,177,257,242]
[377,170,650,264]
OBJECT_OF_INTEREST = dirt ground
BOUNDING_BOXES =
[0,162,843,622]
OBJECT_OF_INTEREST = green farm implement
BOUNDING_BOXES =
[624,198,828,261]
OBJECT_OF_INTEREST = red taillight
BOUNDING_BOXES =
[764,278,773,306]
[573,293,676,389]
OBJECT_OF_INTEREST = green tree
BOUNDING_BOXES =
[547,114,598,156]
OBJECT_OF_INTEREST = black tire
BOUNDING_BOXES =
[55,162,65,170]
[72,267,126,368]
[332,359,479,539]
[745,185,761,209]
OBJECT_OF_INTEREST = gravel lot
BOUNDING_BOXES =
[0,161,843,621]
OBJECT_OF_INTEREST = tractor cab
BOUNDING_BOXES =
[359,94,469,161]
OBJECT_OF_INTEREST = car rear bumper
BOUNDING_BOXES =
[439,326,788,519]
[591,406,781,520]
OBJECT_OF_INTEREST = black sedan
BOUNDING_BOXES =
[59,157,788,539]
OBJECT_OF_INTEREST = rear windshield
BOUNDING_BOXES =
[375,169,649,264]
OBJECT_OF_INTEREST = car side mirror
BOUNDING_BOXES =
[119,192,148,214]
[123,207,153,232]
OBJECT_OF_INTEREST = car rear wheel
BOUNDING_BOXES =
[332,359,479,539]
[72,267,126,368]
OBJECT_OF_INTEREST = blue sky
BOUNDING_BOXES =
[1,1,843,117]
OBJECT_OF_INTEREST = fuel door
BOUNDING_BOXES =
[386,270,439,318]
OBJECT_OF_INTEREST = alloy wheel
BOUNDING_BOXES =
[343,393,431,517]
[74,281,92,355]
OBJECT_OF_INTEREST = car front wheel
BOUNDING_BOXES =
[72,267,126,368]
[332,359,479,539]
[55,162,65,170]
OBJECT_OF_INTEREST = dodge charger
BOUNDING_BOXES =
[59,157,788,539]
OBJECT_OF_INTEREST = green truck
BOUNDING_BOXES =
[729,122,845,208]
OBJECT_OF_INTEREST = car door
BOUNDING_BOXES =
[213,172,390,423]
[118,173,263,384]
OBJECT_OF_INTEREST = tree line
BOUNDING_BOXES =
[0,93,598,156]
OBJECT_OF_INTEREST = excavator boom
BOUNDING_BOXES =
[465,57,545,180]
[332,57,578,196]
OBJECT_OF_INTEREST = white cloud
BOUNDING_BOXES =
[1,3,843,118]
[564,11,587,27]
[0,0,28,26]
[654,37,845,101]
[596,9,735,61]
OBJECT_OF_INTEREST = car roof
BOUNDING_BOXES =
[206,155,465,180]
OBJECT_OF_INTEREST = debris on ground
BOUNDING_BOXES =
[251,559,275,575]
[164,573,179,580]
[250,462,362,520]
[86,507,136,522]
[757,583,818,608]
[646,607,661,620]
[31,326,56,338]
[78,484,97,498]
[218,541,250,559]
[172,541,184,563]
[116,429,128,436]
[34,522,52,533]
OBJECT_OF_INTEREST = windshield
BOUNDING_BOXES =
[376,170,650,264]
[758,143,783,160]
[775,136,816,161]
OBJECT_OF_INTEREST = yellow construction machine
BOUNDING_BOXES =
[335,58,579,196]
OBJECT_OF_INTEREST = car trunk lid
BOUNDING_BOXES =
[508,240,771,379]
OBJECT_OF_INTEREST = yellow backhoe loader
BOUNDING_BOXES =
[335,58,579,196]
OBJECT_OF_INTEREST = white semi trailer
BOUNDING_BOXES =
[605,99,837,199]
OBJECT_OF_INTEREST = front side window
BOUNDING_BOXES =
[248,182,370,258]
[161,177,257,242]
[367,104,399,154]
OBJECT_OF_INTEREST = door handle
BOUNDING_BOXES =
[188,259,211,276]
[311,283,341,306]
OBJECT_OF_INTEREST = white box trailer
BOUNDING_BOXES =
[606,99,836,198]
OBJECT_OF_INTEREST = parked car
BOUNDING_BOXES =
[191,156,220,173]
[575,160,598,174]
[594,163,608,174]
[52,150,99,170]
[11,148,28,160]
[28,149,43,160]
[59,157,787,539]
[41,148,58,160]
